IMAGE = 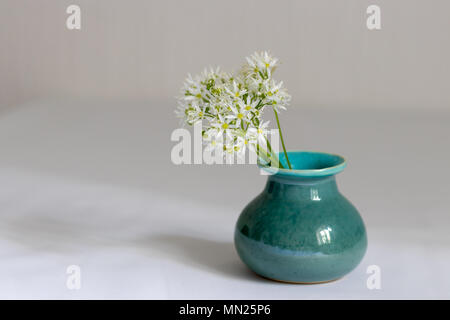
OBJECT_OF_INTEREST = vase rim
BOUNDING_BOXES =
[259,150,347,178]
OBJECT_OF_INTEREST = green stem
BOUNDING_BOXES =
[256,144,271,165]
[264,136,284,169]
[273,108,292,169]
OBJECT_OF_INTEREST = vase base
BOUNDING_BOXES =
[256,273,342,285]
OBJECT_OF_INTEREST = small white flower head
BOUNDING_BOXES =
[239,97,260,120]
[245,51,279,79]
[261,79,291,112]
[210,114,237,140]
[247,120,270,145]
[203,132,224,154]
[225,80,247,101]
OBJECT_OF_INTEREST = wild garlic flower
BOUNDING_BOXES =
[247,120,270,145]
[176,51,291,161]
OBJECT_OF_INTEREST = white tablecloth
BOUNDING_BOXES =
[0,100,449,299]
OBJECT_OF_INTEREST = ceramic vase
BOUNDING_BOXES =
[234,151,367,283]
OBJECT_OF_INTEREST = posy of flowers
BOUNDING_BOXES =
[176,51,292,168]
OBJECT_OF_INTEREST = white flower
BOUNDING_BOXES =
[222,131,251,161]
[261,79,290,112]
[239,97,260,120]
[235,132,259,156]
[245,51,279,79]
[247,120,270,145]
[203,133,224,154]
[226,101,251,128]
[225,80,247,100]
[210,114,236,140]
[181,74,204,103]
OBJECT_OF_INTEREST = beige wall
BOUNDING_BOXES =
[1,0,450,110]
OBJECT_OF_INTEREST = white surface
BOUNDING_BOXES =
[0,100,449,299]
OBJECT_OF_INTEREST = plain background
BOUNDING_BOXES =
[0,0,449,299]
[2,0,450,110]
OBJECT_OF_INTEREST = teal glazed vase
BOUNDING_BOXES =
[234,151,367,283]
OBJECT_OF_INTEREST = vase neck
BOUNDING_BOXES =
[264,175,339,200]
[268,174,337,185]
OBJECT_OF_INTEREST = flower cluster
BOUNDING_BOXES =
[176,51,291,161]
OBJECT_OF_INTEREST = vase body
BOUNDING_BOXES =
[234,151,367,283]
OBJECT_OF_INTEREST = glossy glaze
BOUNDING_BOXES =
[234,151,367,283]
